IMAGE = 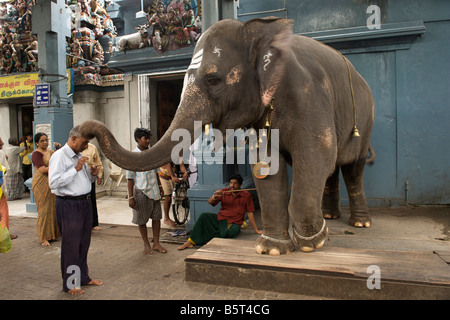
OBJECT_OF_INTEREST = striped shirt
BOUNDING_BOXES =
[126,147,161,200]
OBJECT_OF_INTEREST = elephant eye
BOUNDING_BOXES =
[206,75,222,87]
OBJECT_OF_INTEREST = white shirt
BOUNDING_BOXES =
[0,150,9,172]
[49,143,97,197]
[125,147,161,200]
[4,144,25,175]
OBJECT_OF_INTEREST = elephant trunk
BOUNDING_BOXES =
[78,104,212,172]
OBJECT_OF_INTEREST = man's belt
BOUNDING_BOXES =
[56,194,91,201]
[158,171,172,180]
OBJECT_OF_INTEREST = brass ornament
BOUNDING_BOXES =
[253,161,270,179]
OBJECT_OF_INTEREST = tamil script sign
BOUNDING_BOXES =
[0,70,73,100]
[0,73,39,99]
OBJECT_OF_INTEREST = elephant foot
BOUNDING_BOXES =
[349,214,371,228]
[255,234,295,255]
[293,219,328,253]
[322,208,341,220]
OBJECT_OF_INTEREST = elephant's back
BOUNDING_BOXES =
[289,35,345,65]
[287,34,375,163]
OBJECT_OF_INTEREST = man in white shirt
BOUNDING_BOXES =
[126,127,166,255]
[49,126,102,295]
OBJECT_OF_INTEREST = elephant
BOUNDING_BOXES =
[79,17,374,256]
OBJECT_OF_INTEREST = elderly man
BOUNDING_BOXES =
[178,174,262,250]
[49,126,102,295]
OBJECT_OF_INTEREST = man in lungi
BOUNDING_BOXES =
[177,174,263,250]
[127,128,167,255]
[49,126,102,295]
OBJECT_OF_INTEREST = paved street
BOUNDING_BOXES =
[1,194,449,305]
[1,195,319,302]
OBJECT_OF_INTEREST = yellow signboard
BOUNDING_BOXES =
[0,70,73,100]
[0,73,39,99]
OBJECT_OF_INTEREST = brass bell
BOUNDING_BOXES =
[264,118,270,127]
[352,125,360,137]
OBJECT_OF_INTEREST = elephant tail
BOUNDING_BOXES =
[366,144,375,164]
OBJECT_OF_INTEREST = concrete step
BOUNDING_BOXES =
[96,181,128,198]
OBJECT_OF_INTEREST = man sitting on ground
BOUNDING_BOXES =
[178,174,262,250]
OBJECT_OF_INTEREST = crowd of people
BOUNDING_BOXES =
[0,125,263,296]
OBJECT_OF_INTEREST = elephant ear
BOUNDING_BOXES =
[245,17,294,107]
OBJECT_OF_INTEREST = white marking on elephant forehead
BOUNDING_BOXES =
[213,46,222,57]
[188,49,203,70]
[263,50,273,71]
[187,74,195,84]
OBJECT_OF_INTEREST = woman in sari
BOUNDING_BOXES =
[32,133,60,246]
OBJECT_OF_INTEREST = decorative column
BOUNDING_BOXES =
[26,0,73,212]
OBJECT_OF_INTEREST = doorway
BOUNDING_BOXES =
[17,104,34,139]
[156,79,184,140]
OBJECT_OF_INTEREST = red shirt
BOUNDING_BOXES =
[211,188,255,226]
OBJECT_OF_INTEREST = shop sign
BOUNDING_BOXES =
[0,70,73,100]
[0,73,39,99]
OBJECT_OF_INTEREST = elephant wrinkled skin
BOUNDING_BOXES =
[79,17,374,255]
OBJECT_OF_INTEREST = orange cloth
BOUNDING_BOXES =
[0,193,9,229]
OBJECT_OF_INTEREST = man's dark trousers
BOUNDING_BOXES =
[56,197,93,292]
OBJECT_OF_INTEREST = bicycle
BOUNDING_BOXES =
[171,170,193,225]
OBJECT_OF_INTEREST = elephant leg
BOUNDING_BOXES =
[290,160,329,252]
[254,156,294,255]
[322,166,341,219]
[341,159,371,228]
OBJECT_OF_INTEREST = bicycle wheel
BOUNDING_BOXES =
[172,184,190,225]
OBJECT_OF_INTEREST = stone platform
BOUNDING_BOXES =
[185,238,450,299]
[185,205,450,300]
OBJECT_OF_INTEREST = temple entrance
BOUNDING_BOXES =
[155,78,184,140]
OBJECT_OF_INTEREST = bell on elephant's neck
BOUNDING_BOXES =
[264,119,270,128]
[352,125,360,137]
[257,130,267,147]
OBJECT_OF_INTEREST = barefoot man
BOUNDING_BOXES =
[178,174,263,250]
[49,126,102,295]
[127,128,167,255]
